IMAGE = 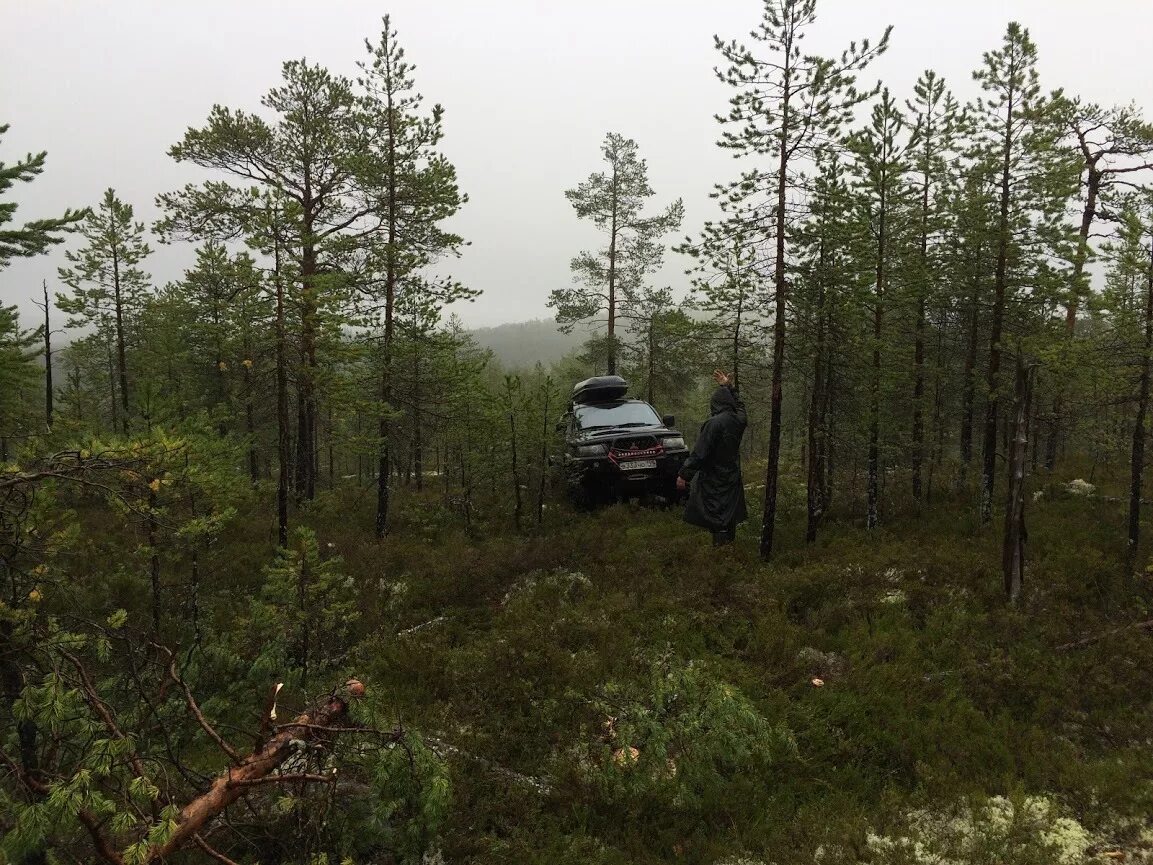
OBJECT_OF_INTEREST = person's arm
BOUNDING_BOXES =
[731,387,747,428]
[716,369,747,427]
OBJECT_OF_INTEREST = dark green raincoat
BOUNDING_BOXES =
[679,386,748,531]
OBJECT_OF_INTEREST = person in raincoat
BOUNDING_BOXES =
[676,370,748,546]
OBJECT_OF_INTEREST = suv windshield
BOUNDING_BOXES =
[575,402,662,430]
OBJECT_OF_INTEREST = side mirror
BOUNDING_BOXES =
[662,414,675,428]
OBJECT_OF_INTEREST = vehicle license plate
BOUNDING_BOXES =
[620,459,657,471]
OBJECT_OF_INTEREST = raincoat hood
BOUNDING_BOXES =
[709,386,738,416]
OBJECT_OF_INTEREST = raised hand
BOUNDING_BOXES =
[712,369,731,388]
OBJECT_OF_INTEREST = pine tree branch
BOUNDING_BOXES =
[156,644,242,764]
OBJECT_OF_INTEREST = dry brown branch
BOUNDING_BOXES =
[225,772,335,788]
[142,681,364,862]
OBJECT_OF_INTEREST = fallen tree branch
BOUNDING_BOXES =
[139,679,367,863]
[225,772,335,788]
[1056,618,1153,652]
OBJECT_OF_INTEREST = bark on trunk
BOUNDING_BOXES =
[41,281,54,431]
[867,178,887,530]
[760,46,792,561]
[376,64,400,540]
[274,225,290,548]
[1002,353,1033,604]
[508,401,523,533]
[982,66,1017,523]
[111,244,130,435]
[1126,235,1153,575]
[606,169,619,376]
[912,173,930,500]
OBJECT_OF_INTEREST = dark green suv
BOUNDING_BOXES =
[558,376,689,507]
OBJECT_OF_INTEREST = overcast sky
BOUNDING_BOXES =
[3,0,1152,329]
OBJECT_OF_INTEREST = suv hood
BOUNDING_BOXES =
[573,424,680,443]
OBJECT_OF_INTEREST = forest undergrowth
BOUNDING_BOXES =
[188,476,1153,864]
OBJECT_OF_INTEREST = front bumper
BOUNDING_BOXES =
[566,450,688,495]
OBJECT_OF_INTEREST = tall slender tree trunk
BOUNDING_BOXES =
[242,336,259,483]
[296,230,318,502]
[41,281,53,430]
[1002,352,1033,604]
[274,223,290,548]
[806,252,828,543]
[327,403,335,491]
[760,53,792,561]
[982,75,1016,523]
[1047,166,1100,470]
[111,245,130,435]
[960,275,981,471]
[413,351,424,492]
[912,176,930,500]
[868,181,887,530]
[928,307,947,502]
[822,335,836,514]
[537,384,550,526]
[212,301,228,437]
[508,400,523,533]
[732,283,744,387]
[646,319,656,404]
[606,173,619,376]
[376,78,400,540]
[1126,235,1153,576]
[107,340,119,433]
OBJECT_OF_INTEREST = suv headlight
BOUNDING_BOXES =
[575,443,608,457]
[662,436,686,450]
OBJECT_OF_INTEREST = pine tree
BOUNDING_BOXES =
[1045,98,1153,468]
[0,305,39,460]
[549,132,684,376]
[712,0,890,558]
[159,59,368,501]
[905,71,962,499]
[621,286,700,407]
[682,221,769,387]
[970,22,1074,522]
[355,16,471,537]
[794,152,857,542]
[30,281,57,431]
[0,123,84,269]
[57,188,152,435]
[1099,195,1153,573]
[848,88,911,528]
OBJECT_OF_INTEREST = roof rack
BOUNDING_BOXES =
[572,375,629,404]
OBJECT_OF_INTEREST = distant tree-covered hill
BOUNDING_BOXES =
[469,317,588,369]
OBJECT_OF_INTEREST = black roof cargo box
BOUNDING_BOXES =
[572,375,628,404]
